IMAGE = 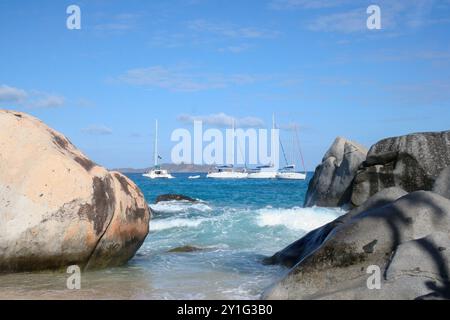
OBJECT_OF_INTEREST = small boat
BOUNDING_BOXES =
[143,167,174,179]
[143,119,175,179]
[206,165,248,179]
[188,175,201,179]
[276,165,307,180]
[247,164,277,179]
[207,120,248,179]
[276,122,307,180]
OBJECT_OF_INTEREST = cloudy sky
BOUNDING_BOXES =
[1,0,450,169]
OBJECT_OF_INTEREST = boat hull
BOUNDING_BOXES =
[206,172,248,179]
[143,170,174,179]
[247,172,277,179]
[276,172,307,180]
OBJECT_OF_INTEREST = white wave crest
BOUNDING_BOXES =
[150,217,209,231]
[256,206,345,232]
[149,200,212,214]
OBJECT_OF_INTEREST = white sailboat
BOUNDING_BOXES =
[276,165,307,180]
[206,165,248,179]
[206,121,248,179]
[247,164,278,179]
[143,120,174,179]
[247,115,278,179]
[276,124,307,180]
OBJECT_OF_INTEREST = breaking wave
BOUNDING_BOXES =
[149,200,213,214]
[150,217,210,231]
[256,206,345,232]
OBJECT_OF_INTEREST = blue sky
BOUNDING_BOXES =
[1,0,450,169]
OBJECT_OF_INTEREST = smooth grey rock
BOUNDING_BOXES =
[305,137,368,207]
[264,187,407,268]
[264,191,450,300]
[352,131,450,206]
[386,233,450,292]
[433,166,450,200]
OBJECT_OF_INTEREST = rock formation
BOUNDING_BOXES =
[265,187,407,268]
[155,194,198,203]
[433,166,450,200]
[0,110,150,272]
[265,191,450,300]
[351,131,450,206]
[304,137,368,207]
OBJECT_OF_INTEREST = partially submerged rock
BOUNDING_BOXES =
[264,187,407,268]
[167,245,205,253]
[0,110,150,272]
[265,191,450,300]
[304,137,368,208]
[155,194,198,203]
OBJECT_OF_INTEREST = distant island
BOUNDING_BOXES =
[112,163,216,174]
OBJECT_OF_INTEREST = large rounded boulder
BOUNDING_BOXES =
[265,187,407,268]
[0,110,150,272]
[265,191,450,300]
[351,131,450,206]
[304,137,368,207]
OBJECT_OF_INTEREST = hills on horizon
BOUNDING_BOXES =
[112,163,216,173]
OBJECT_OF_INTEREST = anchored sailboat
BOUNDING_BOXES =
[247,114,278,179]
[276,124,307,180]
[143,120,174,179]
[206,165,248,179]
[207,121,248,179]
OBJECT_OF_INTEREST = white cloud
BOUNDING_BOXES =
[116,66,261,92]
[94,13,141,32]
[177,113,265,128]
[187,19,280,39]
[0,85,28,103]
[307,9,366,33]
[366,49,450,62]
[30,93,65,109]
[218,44,252,54]
[149,18,280,51]
[270,0,351,10]
[304,0,442,34]
[82,125,113,135]
[0,84,65,109]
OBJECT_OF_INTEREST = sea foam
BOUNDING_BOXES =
[150,217,210,231]
[256,206,345,232]
[149,200,212,214]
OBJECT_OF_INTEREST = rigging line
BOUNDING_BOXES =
[275,120,289,167]
[272,117,289,167]
[294,125,307,174]
[280,138,289,167]
[234,119,247,170]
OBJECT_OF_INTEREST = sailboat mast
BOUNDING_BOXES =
[154,119,158,167]
[294,124,307,174]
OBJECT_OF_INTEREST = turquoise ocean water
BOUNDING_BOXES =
[129,173,343,299]
[0,173,344,300]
